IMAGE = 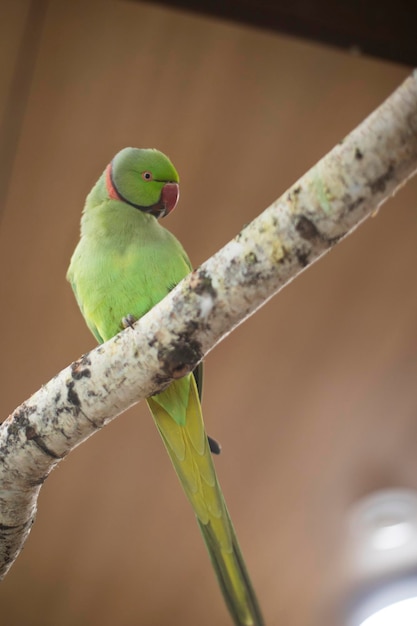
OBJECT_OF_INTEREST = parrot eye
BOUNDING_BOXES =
[142,171,153,181]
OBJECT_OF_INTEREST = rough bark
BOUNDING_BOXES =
[1,70,417,579]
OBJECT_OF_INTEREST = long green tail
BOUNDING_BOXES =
[197,506,264,625]
[147,375,264,626]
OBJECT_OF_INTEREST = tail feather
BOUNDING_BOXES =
[197,512,265,626]
[147,375,264,626]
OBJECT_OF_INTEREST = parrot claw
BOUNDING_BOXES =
[208,435,222,455]
[122,314,137,329]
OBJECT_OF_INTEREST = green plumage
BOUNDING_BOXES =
[67,147,264,625]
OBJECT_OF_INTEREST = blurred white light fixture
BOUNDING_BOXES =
[361,596,417,625]
[346,489,417,626]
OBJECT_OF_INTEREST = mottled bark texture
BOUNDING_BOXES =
[1,71,417,579]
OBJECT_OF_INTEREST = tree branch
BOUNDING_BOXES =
[1,70,417,580]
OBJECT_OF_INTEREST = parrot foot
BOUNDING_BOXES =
[122,314,137,329]
[208,435,222,455]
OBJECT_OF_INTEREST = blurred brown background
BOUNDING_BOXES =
[1,1,416,625]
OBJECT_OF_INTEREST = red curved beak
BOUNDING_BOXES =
[161,182,179,217]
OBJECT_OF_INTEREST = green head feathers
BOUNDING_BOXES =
[105,147,180,218]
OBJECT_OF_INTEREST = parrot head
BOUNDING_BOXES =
[105,147,180,219]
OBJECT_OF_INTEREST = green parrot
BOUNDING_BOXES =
[67,147,264,626]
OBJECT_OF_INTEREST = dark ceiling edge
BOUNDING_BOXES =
[138,0,416,67]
